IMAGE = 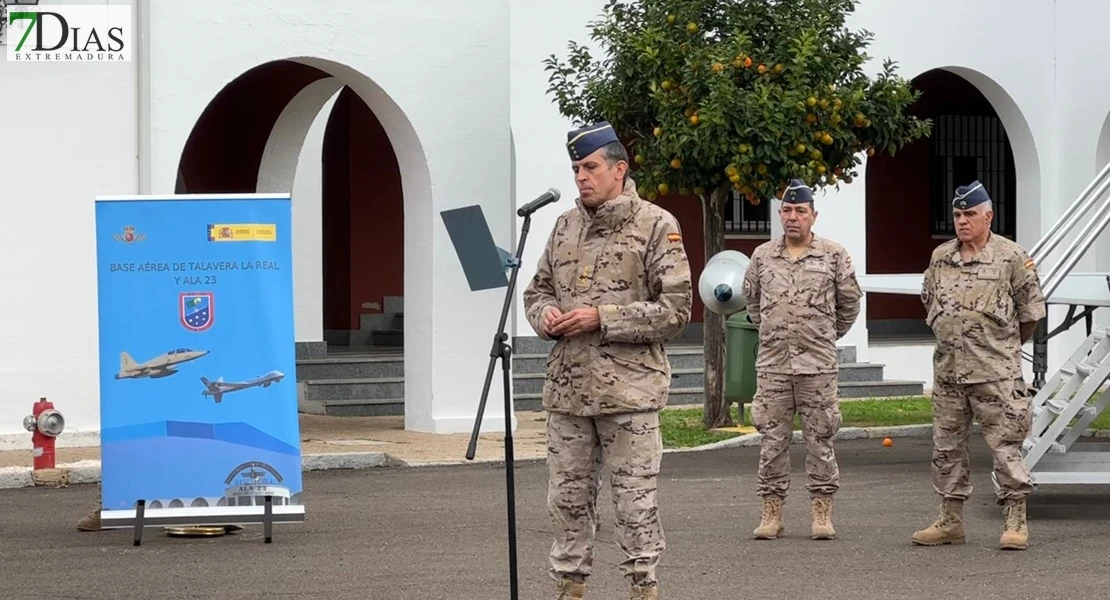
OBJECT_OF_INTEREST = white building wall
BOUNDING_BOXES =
[146,0,512,435]
[0,0,139,443]
[509,0,612,338]
[8,0,1110,443]
[1,0,513,441]
[509,0,1108,387]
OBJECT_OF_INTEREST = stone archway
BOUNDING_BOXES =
[864,66,1041,340]
[174,58,436,430]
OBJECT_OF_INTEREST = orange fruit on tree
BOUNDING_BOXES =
[757,64,767,74]
[653,127,662,137]
[689,114,700,126]
[743,56,752,68]
[657,183,670,195]
[821,133,833,145]
[667,14,676,24]
[806,113,817,125]
[670,158,682,169]
[686,22,698,34]
[712,62,724,73]
[774,63,784,73]
[807,96,817,107]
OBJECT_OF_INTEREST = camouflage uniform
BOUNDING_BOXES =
[742,229,862,539]
[523,170,692,595]
[915,220,1046,549]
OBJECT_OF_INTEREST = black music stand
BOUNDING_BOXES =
[440,204,524,600]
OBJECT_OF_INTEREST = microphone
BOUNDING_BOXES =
[517,188,561,217]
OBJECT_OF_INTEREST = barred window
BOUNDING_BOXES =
[929,114,1017,238]
[725,190,770,235]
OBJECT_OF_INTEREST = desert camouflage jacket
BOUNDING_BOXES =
[522,178,693,416]
[923,233,1046,384]
[742,234,862,375]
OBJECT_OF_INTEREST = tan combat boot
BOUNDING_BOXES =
[753,495,785,539]
[556,578,585,600]
[76,508,101,532]
[911,498,965,546]
[811,496,836,540]
[999,499,1029,550]
[630,583,659,600]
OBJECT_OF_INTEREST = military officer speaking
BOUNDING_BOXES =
[914,180,1046,550]
[522,121,693,600]
[741,180,862,541]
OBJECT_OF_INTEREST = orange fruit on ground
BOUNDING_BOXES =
[883,437,893,447]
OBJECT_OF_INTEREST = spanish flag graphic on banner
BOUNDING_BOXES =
[207,223,277,242]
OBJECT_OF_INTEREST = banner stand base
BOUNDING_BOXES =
[105,497,302,547]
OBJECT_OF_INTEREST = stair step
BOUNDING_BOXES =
[302,397,405,417]
[303,377,405,401]
[297,355,404,380]
[837,380,925,398]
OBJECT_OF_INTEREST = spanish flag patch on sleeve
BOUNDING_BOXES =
[667,232,681,242]
[1024,258,1035,269]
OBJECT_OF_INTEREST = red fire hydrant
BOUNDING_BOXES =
[23,397,65,470]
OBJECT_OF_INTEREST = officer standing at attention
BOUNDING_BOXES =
[913,180,1046,550]
[741,179,862,541]
[522,121,692,600]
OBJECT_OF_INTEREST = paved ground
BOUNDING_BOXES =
[3,436,1110,599]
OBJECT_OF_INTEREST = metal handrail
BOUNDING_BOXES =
[1034,162,1110,299]
[1030,160,1110,263]
[1041,181,1110,299]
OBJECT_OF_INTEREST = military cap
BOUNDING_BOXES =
[953,180,990,209]
[781,179,813,204]
[567,121,620,161]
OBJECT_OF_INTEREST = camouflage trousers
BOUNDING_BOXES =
[751,372,841,498]
[546,411,664,587]
[931,379,1034,503]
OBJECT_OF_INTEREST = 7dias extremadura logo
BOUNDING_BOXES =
[4,4,130,62]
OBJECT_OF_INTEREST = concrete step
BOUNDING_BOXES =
[300,397,405,417]
[303,377,405,402]
[837,363,885,383]
[297,355,404,380]
[371,330,404,347]
[838,380,925,398]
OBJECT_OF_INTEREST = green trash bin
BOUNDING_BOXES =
[725,310,760,424]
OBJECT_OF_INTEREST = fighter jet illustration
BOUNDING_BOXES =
[200,370,285,403]
[115,348,210,379]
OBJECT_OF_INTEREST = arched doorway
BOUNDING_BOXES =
[175,60,404,351]
[174,58,436,428]
[864,67,1039,340]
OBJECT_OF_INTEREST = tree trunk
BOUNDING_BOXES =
[701,184,734,429]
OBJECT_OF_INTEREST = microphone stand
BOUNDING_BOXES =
[466,211,533,600]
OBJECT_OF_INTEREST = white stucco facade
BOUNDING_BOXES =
[3,0,1110,445]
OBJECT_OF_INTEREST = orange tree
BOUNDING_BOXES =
[544,0,931,428]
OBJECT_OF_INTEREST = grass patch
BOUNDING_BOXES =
[659,394,1110,449]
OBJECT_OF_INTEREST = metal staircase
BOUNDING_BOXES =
[1009,161,1110,486]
